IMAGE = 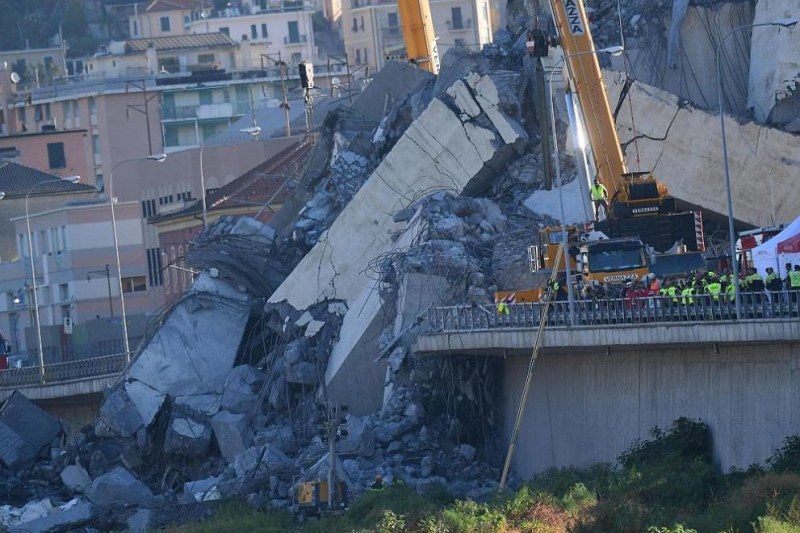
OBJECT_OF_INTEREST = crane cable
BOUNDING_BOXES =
[616,0,642,172]
[498,242,564,492]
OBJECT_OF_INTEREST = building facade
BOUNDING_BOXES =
[342,0,493,72]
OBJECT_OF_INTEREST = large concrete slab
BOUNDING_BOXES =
[606,71,800,227]
[749,0,800,122]
[269,74,525,310]
[125,274,250,396]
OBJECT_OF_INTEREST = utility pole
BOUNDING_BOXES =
[262,53,291,136]
[327,54,351,103]
[319,401,348,510]
[88,264,114,317]
[126,80,159,155]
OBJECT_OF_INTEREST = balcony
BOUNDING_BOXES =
[161,101,250,122]
[284,35,308,45]
[446,18,472,31]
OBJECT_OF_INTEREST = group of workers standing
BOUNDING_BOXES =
[577,263,800,308]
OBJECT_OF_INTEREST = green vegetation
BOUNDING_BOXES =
[170,419,800,532]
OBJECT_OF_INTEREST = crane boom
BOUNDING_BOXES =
[398,0,440,74]
[549,0,626,196]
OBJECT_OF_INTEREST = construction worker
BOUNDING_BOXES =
[496,300,510,317]
[790,265,800,304]
[766,267,782,304]
[590,179,608,221]
[744,268,765,306]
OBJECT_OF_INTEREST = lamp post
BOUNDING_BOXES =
[716,17,797,319]
[198,126,262,229]
[25,178,77,383]
[548,45,624,325]
[109,154,167,361]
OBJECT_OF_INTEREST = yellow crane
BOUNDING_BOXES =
[398,0,440,74]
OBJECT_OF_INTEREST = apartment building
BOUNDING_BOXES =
[342,0,493,72]
[0,199,151,358]
[129,0,316,68]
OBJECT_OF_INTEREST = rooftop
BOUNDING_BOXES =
[125,33,236,53]
[0,161,97,199]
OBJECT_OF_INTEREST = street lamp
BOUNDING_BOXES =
[109,154,167,361]
[548,45,624,325]
[25,176,79,383]
[716,17,797,319]
[198,126,262,229]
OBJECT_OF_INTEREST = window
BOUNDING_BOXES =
[59,284,69,302]
[199,90,212,105]
[251,24,257,39]
[122,276,147,293]
[454,38,466,46]
[352,17,358,32]
[178,191,192,201]
[133,20,138,36]
[387,12,398,27]
[160,16,171,32]
[451,7,463,29]
[291,52,302,63]
[141,198,156,218]
[147,248,163,286]
[60,226,67,251]
[95,173,104,192]
[364,48,368,64]
[198,53,215,64]
[360,16,364,30]
[355,49,361,64]
[47,142,66,169]
[219,27,229,36]
[261,23,268,38]
[92,134,100,156]
[287,21,299,43]
[44,56,54,72]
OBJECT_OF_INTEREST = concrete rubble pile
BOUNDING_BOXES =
[0,48,555,532]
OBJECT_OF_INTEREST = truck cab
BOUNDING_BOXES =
[580,237,650,288]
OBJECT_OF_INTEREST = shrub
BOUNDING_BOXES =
[769,435,800,474]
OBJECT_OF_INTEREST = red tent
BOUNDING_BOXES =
[778,233,800,253]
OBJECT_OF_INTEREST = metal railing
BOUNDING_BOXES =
[426,293,800,332]
[0,353,128,388]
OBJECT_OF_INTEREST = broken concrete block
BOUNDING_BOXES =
[446,79,482,119]
[87,467,153,507]
[285,360,317,385]
[184,475,222,502]
[59,465,91,493]
[173,394,221,419]
[125,380,166,430]
[254,425,297,454]
[0,392,62,472]
[126,509,153,533]
[97,385,147,438]
[123,274,250,398]
[339,416,376,457]
[221,365,265,414]
[8,502,92,533]
[164,415,213,457]
[233,444,293,479]
[211,411,253,463]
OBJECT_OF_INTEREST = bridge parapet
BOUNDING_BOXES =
[0,353,128,391]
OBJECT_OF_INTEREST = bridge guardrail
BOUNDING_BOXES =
[426,293,800,332]
[0,353,129,388]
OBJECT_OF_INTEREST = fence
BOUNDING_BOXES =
[426,293,800,332]
[0,353,128,388]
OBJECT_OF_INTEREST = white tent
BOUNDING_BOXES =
[751,215,800,277]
